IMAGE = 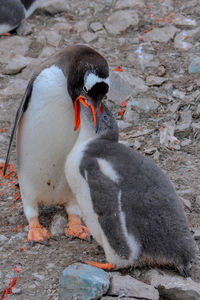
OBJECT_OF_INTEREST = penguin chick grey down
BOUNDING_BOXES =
[4,45,110,242]
[65,103,195,277]
[0,0,42,35]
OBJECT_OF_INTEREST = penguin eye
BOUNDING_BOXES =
[83,86,88,93]
[103,115,108,121]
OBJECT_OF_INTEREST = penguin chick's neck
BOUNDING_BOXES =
[76,105,97,144]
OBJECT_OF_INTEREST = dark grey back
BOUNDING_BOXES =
[0,0,24,27]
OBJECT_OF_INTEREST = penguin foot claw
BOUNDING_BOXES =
[65,214,91,241]
[28,217,50,243]
[84,260,115,270]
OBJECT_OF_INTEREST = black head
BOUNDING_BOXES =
[96,103,119,142]
[67,45,109,110]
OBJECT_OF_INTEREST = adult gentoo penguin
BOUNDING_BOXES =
[65,102,195,276]
[0,0,42,35]
[4,45,110,243]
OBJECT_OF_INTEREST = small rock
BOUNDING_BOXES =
[105,10,138,35]
[133,140,141,150]
[168,102,181,114]
[3,55,34,75]
[33,273,45,281]
[160,124,180,149]
[188,57,200,74]
[0,79,28,97]
[146,76,167,86]
[12,287,22,295]
[180,197,192,210]
[126,74,148,93]
[180,111,192,124]
[144,269,200,300]
[52,22,72,33]
[156,65,166,76]
[172,89,185,100]
[59,263,110,300]
[128,97,160,113]
[74,20,88,33]
[196,195,200,207]
[144,147,157,155]
[115,0,144,9]
[16,20,33,36]
[90,22,103,32]
[173,15,197,28]
[174,31,193,50]
[181,139,192,147]
[39,46,55,58]
[81,31,98,43]
[143,25,179,43]
[0,234,8,242]
[117,120,132,130]
[41,0,70,14]
[50,214,67,237]
[123,108,139,123]
[108,273,159,300]
[107,71,133,104]
[192,122,200,130]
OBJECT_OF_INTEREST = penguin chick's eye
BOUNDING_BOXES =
[83,86,88,93]
[103,115,108,121]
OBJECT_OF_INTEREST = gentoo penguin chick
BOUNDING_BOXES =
[65,103,195,276]
[0,0,42,35]
[4,45,110,243]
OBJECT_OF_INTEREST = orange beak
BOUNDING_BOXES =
[74,95,102,131]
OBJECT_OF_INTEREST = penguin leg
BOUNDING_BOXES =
[28,216,50,243]
[84,260,115,270]
[65,214,91,241]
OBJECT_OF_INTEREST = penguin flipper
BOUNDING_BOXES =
[4,79,33,175]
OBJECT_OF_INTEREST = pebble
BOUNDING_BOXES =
[123,108,140,123]
[146,76,167,86]
[0,79,28,97]
[105,10,138,35]
[188,57,200,74]
[172,89,185,100]
[90,22,103,32]
[108,273,159,300]
[81,31,98,43]
[41,0,70,14]
[143,25,178,43]
[59,263,110,300]
[16,20,33,36]
[3,55,34,75]
[192,228,200,240]
[0,234,8,242]
[74,20,89,33]
[128,97,160,113]
[50,214,67,237]
[115,0,145,9]
[144,269,200,300]
[12,287,22,295]
[117,120,132,130]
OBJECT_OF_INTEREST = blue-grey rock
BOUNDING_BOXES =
[188,57,200,74]
[59,263,110,300]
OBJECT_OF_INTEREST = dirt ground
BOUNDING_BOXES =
[0,0,200,299]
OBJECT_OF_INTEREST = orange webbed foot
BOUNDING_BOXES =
[84,260,115,270]
[28,217,50,244]
[1,32,11,36]
[65,214,91,241]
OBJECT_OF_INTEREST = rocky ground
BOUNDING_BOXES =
[0,0,200,299]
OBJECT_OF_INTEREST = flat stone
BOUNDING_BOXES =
[90,22,103,32]
[0,234,8,242]
[3,55,35,75]
[117,120,132,130]
[0,36,31,64]
[144,269,200,300]
[59,263,110,300]
[0,79,28,97]
[129,45,160,70]
[173,15,197,28]
[41,0,70,14]
[180,197,192,210]
[128,97,160,113]
[192,122,200,130]
[50,214,67,237]
[39,46,55,58]
[188,57,200,74]
[126,74,148,93]
[115,0,144,9]
[180,110,192,124]
[74,20,88,33]
[146,76,167,86]
[108,273,159,300]
[16,20,33,36]
[105,10,138,35]
[52,22,72,33]
[123,108,140,123]
[107,71,133,104]
[143,25,179,43]
[172,89,185,100]
[81,31,98,43]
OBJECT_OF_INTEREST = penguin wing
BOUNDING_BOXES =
[4,79,33,175]
[80,157,130,259]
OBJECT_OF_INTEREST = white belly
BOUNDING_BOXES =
[17,65,78,207]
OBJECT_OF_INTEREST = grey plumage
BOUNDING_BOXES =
[79,104,195,276]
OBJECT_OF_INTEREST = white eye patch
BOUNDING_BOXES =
[84,73,110,91]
